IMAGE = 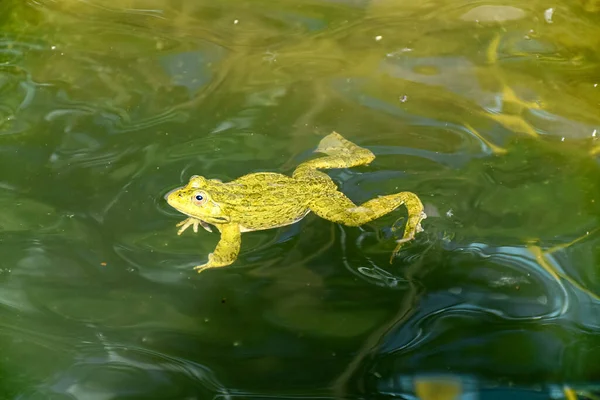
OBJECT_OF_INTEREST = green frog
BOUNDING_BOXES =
[165,131,426,273]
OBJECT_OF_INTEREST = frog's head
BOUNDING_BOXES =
[165,175,230,224]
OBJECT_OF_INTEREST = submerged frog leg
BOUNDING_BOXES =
[194,223,241,273]
[463,122,507,155]
[308,190,426,262]
[483,34,541,138]
[528,244,600,301]
[176,217,212,234]
[293,131,375,177]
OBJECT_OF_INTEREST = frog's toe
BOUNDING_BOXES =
[199,220,213,233]
[194,265,208,273]
[193,260,211,273]
[395,236,413,246]
[176,218,195,235]
[193,253,215,273]
[389,235,416,263]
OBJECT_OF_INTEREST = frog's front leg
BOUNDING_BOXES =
[308,190,426,262]
[194,223,241,274]
[176,217,213,235]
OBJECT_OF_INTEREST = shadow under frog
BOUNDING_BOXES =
[165,131,426,273]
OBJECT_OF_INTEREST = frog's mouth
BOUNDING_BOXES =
[205,216,229,223]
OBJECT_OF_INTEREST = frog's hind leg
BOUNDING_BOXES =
[308,189,426,262]
[293,132,375,178]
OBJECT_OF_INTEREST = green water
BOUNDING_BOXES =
[1,0,600,399]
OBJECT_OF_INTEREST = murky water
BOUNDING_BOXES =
[1,0,600,398]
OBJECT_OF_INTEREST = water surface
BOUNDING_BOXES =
[1,0,599,398]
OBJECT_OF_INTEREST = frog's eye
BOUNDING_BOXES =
[192,191,207,206]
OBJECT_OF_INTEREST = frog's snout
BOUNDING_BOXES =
[164,188,183,201]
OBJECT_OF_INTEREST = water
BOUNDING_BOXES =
[1,0,599,398]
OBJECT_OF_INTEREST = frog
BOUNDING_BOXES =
[165,131,426,273]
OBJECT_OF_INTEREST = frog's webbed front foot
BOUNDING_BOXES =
[194,223,241,274]
[308,189,426,262]
[176,217,213,235]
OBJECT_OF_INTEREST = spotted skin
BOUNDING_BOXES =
[165,131,426,273]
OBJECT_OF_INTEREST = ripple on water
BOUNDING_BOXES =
[1,0,599,397]
[33,345,230,399]
[459,5,527,22]
[0,66,38,136]
[1,3,231,139]
[333,231,600,393]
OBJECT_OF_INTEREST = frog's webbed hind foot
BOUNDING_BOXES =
[314,131,368,156]
[294,132,375,177]
[315,131,375,163]
[390,211,426,263]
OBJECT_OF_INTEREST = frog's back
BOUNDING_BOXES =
[232,172,294,188]
[212,172,314,231]
[229,172,331,195]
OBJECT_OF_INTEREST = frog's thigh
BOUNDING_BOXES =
[194,223,241,273]
[308,190,361,225]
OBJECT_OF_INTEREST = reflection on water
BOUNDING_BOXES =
[0,0,600,398]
